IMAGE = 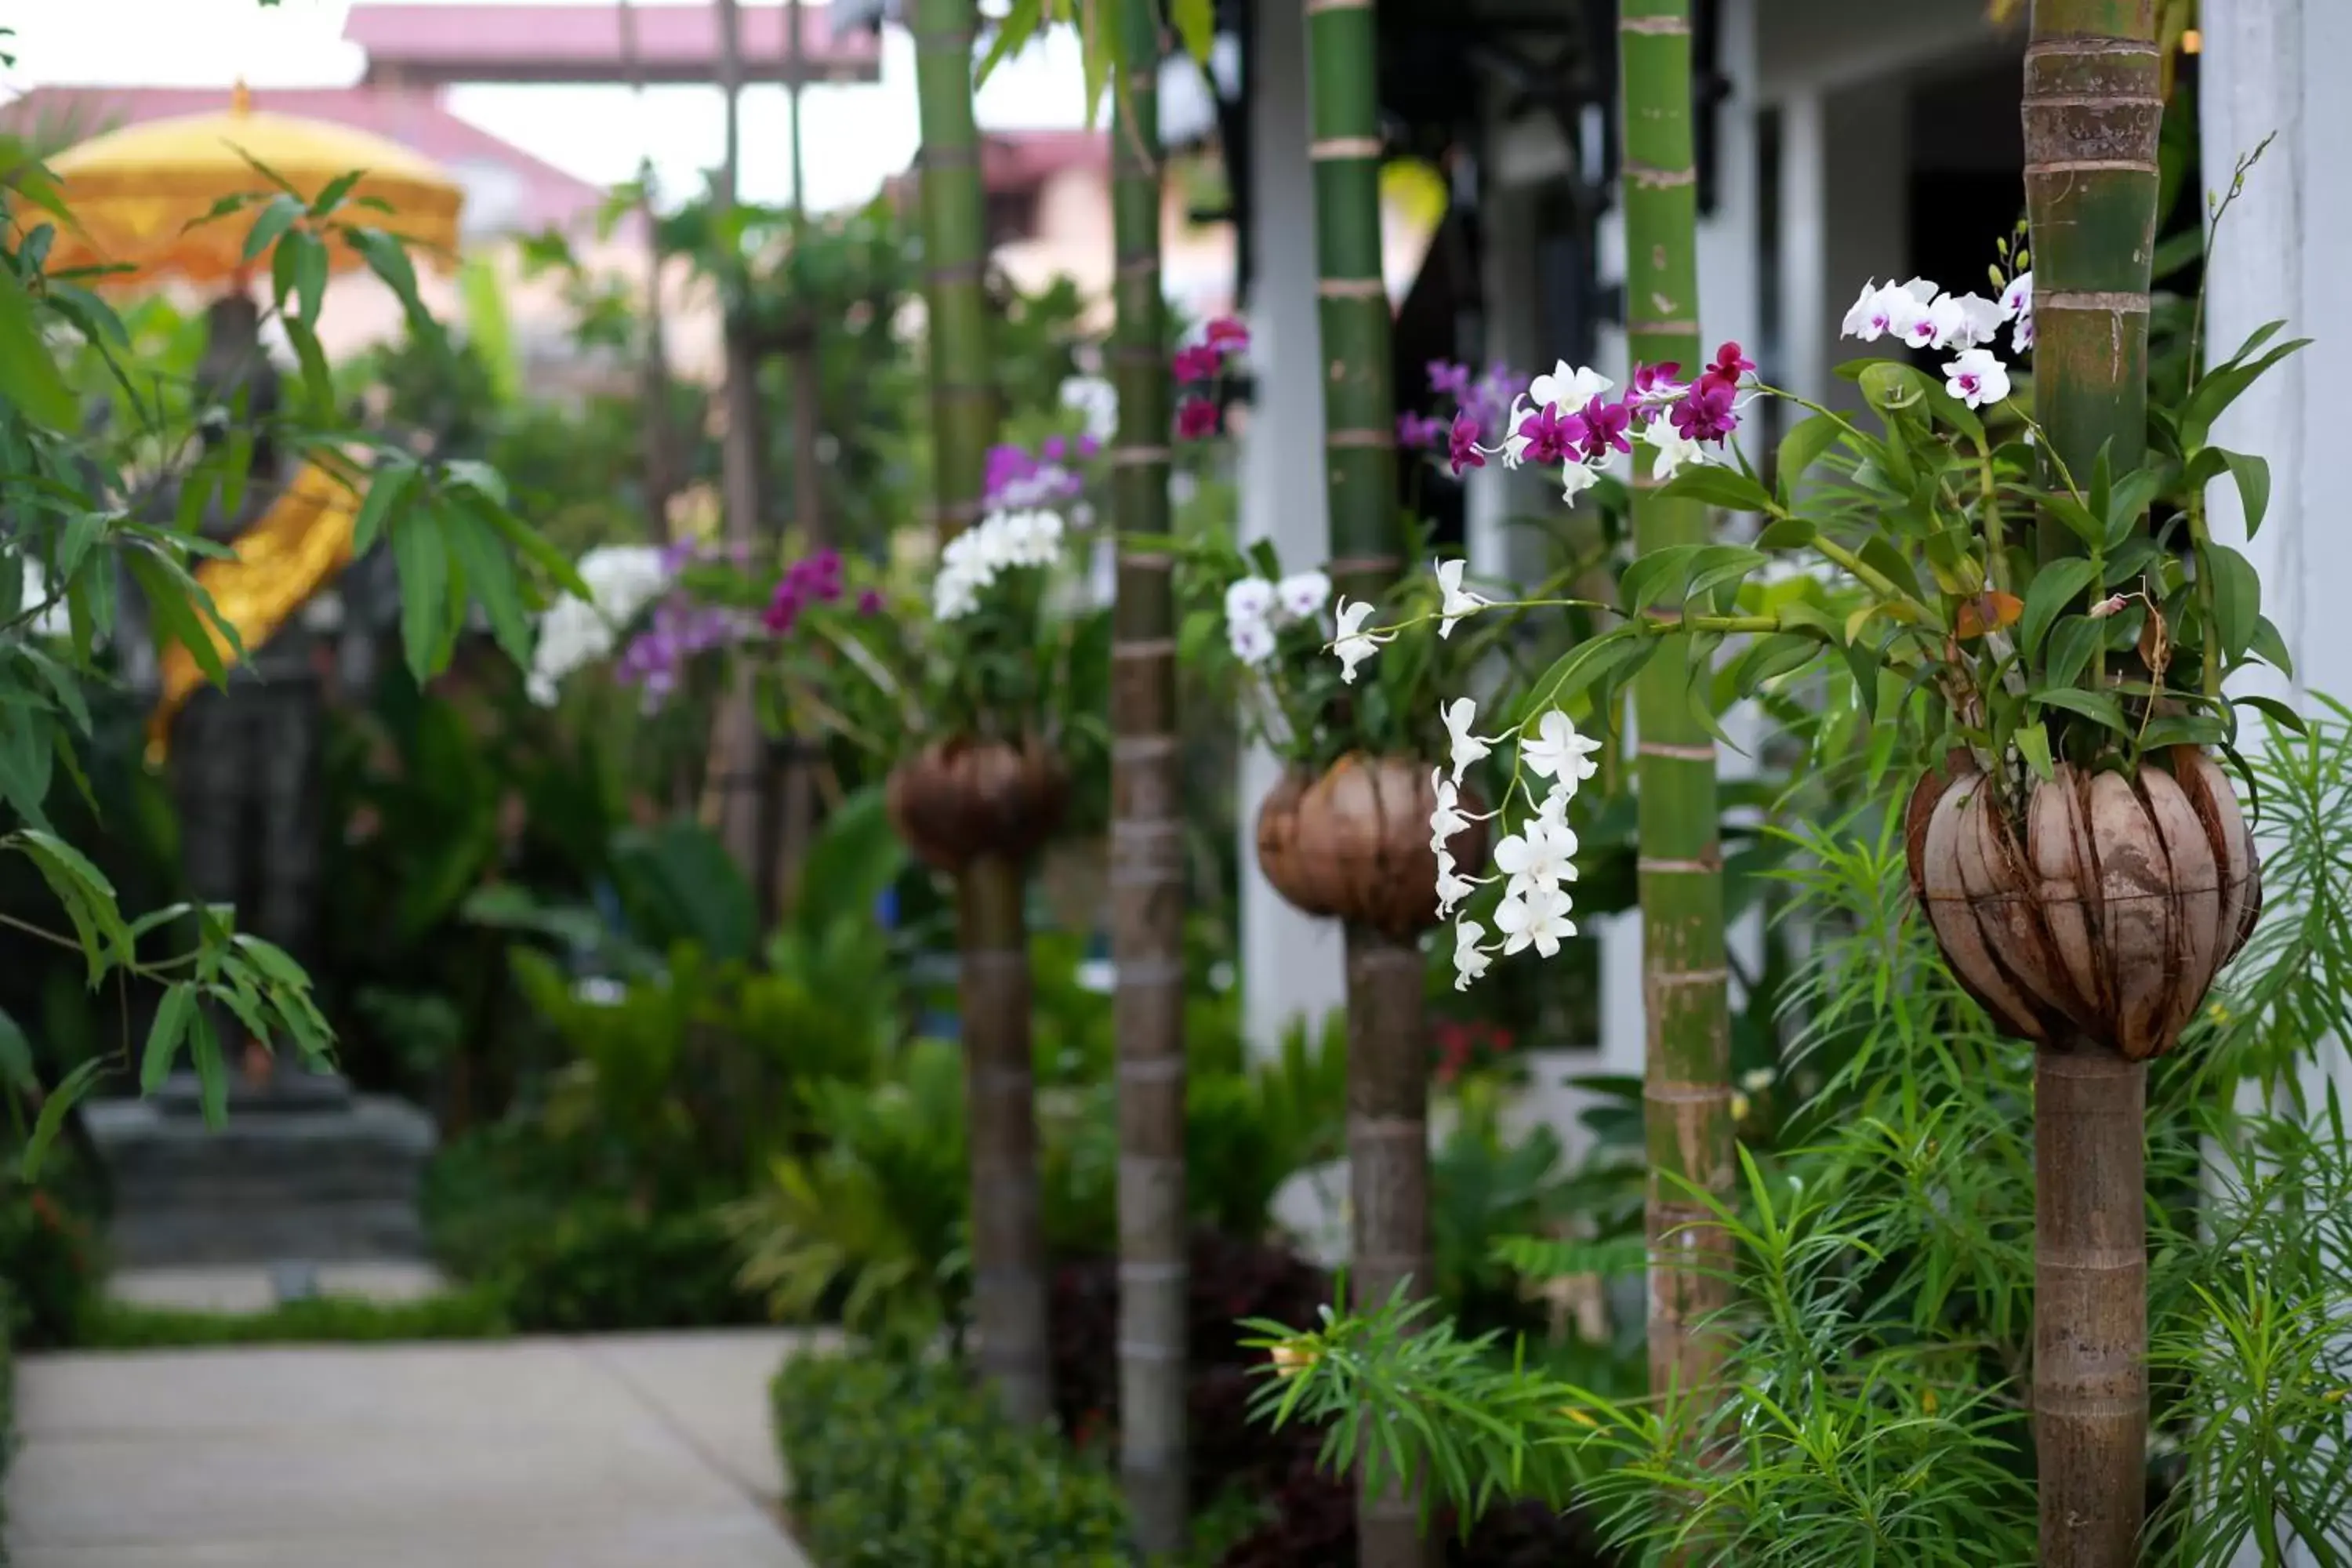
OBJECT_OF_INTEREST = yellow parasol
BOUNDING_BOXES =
[42,81,463,285]
[143,456,368,764]
[34,84,468,756]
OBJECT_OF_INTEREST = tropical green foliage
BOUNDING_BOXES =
[0,122,566,1172]
[1243,706,2352,1566]
[775,1349,1133,1568]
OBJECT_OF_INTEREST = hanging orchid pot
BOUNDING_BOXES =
[1256,753,1488,940]
[885,732,1069,874]
[1904,747,2260,1061]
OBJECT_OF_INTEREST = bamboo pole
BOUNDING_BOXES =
[765,0,826,919]
[2023,4,2161,1561]
[1107,0,1188,1552]
[909,0,1049,1425]
[710,0,769,876]
[616,0,679,544]
[1300,4,1427,1564]
[1619,0,1734,1459]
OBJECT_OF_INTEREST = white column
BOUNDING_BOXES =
[1777,88,1829,405]
[1694,0,1762,359]
[1237,0,1345,1058]
[2206,11,2350,1563]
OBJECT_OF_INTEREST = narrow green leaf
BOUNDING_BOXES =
[390,503,452,683]
[2017,723,2054,781]
[231,933,311,992]
[2019,557,2098,662]
[2249,614,2295,680]
[1517,631,1653,724]
[142,982,198,1093]
[22,1058,106,1181]
[2235,692,2307,737]
[189,1010,229,1129]
[0,1003,33,1091]
[1773,412,1845,503]
[1170,0,1214,60]
[2033,686,2130,735]
[0,264,79,430]
[2220,450,2270,539]
[307,167,365,218]
[442,506,530,665]
[242,192,304,263]
[1754,514,1816,550]
[1658,464,1776,514]
[2201,541,2262,665]
[346,226,422,316]
[56,509,109,579]
[352,459,416,554]
[285,316,335,410]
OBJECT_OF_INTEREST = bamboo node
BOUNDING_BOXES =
[2024,37,2160,61]
[2040,289,2151,314]
[1308,136,1384,162]
[1109,445,1174,466]
[1116,1339,1185,1362]
[1110,637,1180,659]
[1644,1081,1733,1105]
[1619,13,1692,34]
[2025,158,2158,176]
[1648,967,1731,988]
[1639,741,1717,760]
[1351,1116,1427,1142]
[1639,855,1722,875]
[1327,429,1397,449]
[1625,162,1698,189]
[1316,277,1388,299]
[1116,1051,1188,1078]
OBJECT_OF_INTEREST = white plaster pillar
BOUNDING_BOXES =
[1236,0,1345,1057]
[1777,88,1829,405]
[2205,9,2352,1561]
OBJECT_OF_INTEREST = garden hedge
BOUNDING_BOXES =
[773,1349,1131,1566]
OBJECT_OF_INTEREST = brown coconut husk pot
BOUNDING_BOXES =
[1903,745,2260,1060]
[1255,753,1488,940]
[885,733,1069,873]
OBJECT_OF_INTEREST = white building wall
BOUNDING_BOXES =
[1235,0,1345,1057]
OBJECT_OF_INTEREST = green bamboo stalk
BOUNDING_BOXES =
[1619,0,1733,1464]
[710,0,768,887]
[911,0,1049,1426]
[1301,5,1426,1566]
[1107,0,1188,1552]
[913,0,996,535]
[2022,4,2161,1561]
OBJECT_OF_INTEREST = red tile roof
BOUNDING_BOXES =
[1,85,612,237]
[344,3,881,86]
[976,129,1106,193]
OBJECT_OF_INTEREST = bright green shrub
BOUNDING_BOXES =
[773,1349,1130,1567]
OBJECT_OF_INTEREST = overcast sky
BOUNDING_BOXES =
[2,0,1101,212]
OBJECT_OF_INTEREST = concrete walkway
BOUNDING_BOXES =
[6,1330,822,1567]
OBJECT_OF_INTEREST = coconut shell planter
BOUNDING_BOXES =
[884,733,1071,873]
[1904,746,2260,1061]
[1257,753,1489,940]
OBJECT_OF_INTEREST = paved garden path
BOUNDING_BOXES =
[7,1330,821,1567]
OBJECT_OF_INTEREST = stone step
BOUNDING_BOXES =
[85,1085,437,1269]
[106,1200,426,1268]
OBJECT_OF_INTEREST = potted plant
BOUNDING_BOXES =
[1345,181,2295,1563]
